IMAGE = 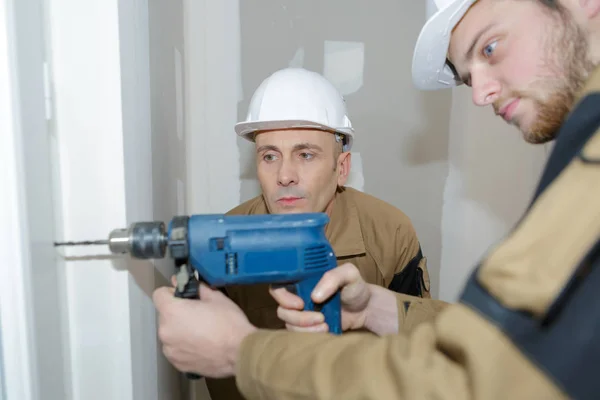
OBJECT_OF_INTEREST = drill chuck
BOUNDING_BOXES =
[108,221,167,259]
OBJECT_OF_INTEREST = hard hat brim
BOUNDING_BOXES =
[235,119,354,150]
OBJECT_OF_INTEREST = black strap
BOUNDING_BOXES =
[461,238,600,400]
[388,246,427,297]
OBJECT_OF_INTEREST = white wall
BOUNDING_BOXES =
[439,86,550,301]
[184,0,242,216]
[183,1,243,397]
[184,0,451,299]
[119,0,169,399]
[147,0,196,398]
[48,0,144,397]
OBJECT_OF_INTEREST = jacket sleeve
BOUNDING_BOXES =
[235,301,564,400]
[395,292,448,333]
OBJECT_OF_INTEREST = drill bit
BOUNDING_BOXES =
[52,221,168,258]
[54,240,109,247]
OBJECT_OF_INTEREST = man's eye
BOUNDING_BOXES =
[483,41,497,58]
[300,152,314,160]
[263,154,277,162]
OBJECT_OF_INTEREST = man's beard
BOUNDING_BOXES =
[506,10,595,144]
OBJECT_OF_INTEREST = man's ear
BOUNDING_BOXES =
[336,152,352,186]
[580,0,600,18]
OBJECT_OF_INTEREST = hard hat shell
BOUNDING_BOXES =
[412,0,476,90]
[235,68,354,151]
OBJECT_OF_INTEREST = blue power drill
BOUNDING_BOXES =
[56,212,342,379]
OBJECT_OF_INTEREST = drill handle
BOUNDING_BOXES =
[173,265,203,380]
[292,275,342,335]
[174,278,199,300]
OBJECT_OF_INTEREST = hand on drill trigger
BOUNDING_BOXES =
[269,263,372,333]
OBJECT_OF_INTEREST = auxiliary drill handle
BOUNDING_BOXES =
[173,262,202,380]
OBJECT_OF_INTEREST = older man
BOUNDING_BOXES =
[155,0,600,398]
[204,67,434,400]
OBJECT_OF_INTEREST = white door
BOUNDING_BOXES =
[0,0,201,398]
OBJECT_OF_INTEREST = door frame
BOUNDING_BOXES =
[1,0,184,398]
[0,0,42,398]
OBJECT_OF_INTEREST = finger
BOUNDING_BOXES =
[198,282,224,300]
[312,263,361,303]
[162,345,187,372]
[269,287,304,310]
[152,286,176,309]
[276,307,324,327]
[285,322,329,333]
[170,275,177,287]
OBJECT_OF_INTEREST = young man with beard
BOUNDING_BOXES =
[153,0,600,398]
[203,67,436,400]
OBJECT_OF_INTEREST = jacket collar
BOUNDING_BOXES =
[574,64,600,105]
[324,188,367,258]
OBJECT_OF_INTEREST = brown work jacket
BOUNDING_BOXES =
[204,186,434,400]
[232,66,600,399]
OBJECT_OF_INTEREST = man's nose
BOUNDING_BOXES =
[471,68,501,107]
[277,160,298,186]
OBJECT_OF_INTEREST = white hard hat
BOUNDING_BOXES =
[411,0,476,90]
[235,67,355,151]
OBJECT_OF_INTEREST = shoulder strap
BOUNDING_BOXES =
[532,94,600,202]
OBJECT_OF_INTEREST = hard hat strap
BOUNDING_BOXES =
[335,133,351,152]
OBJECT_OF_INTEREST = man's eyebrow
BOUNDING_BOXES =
[458,22,496,83]
[293,143,323,152]
[256,144,279,153]
[256,143,324,153]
